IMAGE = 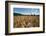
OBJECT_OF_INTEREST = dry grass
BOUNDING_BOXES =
[14,16,39,28]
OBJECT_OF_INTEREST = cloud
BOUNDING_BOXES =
[13,8,40,15]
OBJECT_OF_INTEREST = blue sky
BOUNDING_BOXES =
[13,8,40,15]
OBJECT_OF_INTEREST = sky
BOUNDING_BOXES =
[13,8,40,15]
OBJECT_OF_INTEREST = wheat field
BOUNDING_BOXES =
[14,16,39,28]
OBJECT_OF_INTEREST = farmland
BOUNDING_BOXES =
[14,15,39,28]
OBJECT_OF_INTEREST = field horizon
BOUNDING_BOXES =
[14,13,39,16]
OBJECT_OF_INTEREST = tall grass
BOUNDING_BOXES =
[14,16,39,28]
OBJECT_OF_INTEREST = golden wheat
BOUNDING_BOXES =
[14,16,39,28]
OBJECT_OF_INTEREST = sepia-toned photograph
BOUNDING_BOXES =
[13,8,40,28]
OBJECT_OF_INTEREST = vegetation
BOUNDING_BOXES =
[14,15,39,28]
